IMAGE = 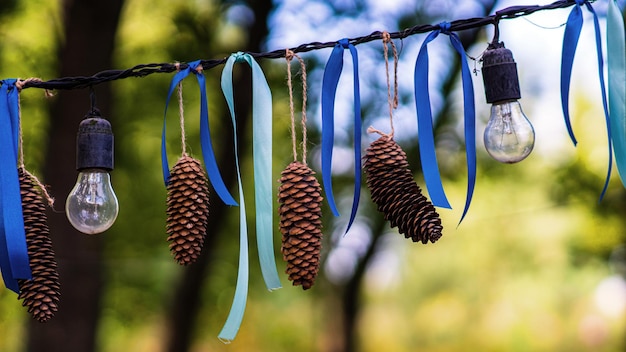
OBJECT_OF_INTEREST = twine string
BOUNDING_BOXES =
[285,49,309,164]
[14,79,56,208]
[382,31,399,138]
[286,49,298,161]
[177,81,187,156]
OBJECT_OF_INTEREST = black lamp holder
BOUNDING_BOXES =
[76,108,114,171]
[481,41,521,104]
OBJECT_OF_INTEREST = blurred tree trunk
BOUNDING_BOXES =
[164,1,273,352]
[27,1,124,351]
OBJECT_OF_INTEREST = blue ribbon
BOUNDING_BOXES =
[0,79,32,293]
[560,0,613,199]
[321,38,362,233]
[161,60,237,206]
[414,22,476,222]
[219,52,281,342]
[608,0,626,187]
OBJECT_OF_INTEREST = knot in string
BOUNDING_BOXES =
[338,38,350,49]
[438,21,451,33]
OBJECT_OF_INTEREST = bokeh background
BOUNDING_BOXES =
[1,0,626,351]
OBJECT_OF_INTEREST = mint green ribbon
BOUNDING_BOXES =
[218,52,281,342]
[608,0,626,187]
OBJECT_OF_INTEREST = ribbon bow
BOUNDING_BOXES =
[414,22,476,222]
[0,79,32,293]
[219,52,281,342]
[321,38,362,233]
[161,60,237,206]
[560,0,613,199]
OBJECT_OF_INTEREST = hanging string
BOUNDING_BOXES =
[177,82,187,156]
[285,49,309,165]
[286,50,298,162]
[14,79,55,208]
[382,31,399,138]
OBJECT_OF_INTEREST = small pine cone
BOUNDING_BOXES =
[166,155,210,265]
[363,135,443,243]
[278,161,323,290]
[17,167,60,323]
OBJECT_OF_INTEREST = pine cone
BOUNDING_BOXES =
[17,167,60,323]
[166,155,210,265]
[363,135,443,243]
[278,161,323,290]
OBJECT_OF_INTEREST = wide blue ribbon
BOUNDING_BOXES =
[161,60,237,206]
[0,79,32,293]
[219,52,281,342]
[560,0,613,199]
[607,0,626,187]
[414,22,476,222]
[321,38,362,233]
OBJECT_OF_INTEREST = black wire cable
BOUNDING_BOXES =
[20,0,580,91]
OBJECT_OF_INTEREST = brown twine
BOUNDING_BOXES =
[367,126,392,140]
[16,77,53,97]
[177,82,187,156]
[382,31,399,138]
[173,63,188,156]
[285,49,309,164]
[13,82,56,208]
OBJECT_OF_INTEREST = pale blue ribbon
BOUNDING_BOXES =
[608,0,626,187]
[321,38,362,233]
[560,0,613,199]
[219,52,281,342]
[161,60,237,206]
[414,22,476,222]
[0,79,32,293]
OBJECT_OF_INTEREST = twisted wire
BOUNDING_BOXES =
[20,0,580,91]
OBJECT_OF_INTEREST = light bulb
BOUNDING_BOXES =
[66,110,118,234]
[481,41,535,163]
[66,170,119,234]
[484,100,535,163]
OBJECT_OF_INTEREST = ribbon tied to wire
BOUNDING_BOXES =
[560,0,613,199]
[161,60,237,206]
[414,22,476,223]
[218,52,281,342]
[0,79,32,293]
[321,38,362,233]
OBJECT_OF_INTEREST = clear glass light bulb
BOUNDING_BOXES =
[484,100,535,163]
[66,169,119,234]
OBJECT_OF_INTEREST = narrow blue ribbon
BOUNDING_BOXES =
[608,0,626,187]
[0,79,32,293]
[321,38,362,233]
[414,22,476,222]
[219,52,281,342]
[161,60,237,206]
[560,0,613,199]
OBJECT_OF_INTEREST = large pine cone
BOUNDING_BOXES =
[363,135,443,243]
[278,161,323,290]
[166,155,210,265]
[17,167,60,323]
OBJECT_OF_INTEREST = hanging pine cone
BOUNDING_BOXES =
[17,167,60,323]
[278,161,323,290]
[363,135,443,243]
[166,155,210,265]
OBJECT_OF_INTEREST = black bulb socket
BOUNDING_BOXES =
[481,42,521,104]
[76,109,114,171]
